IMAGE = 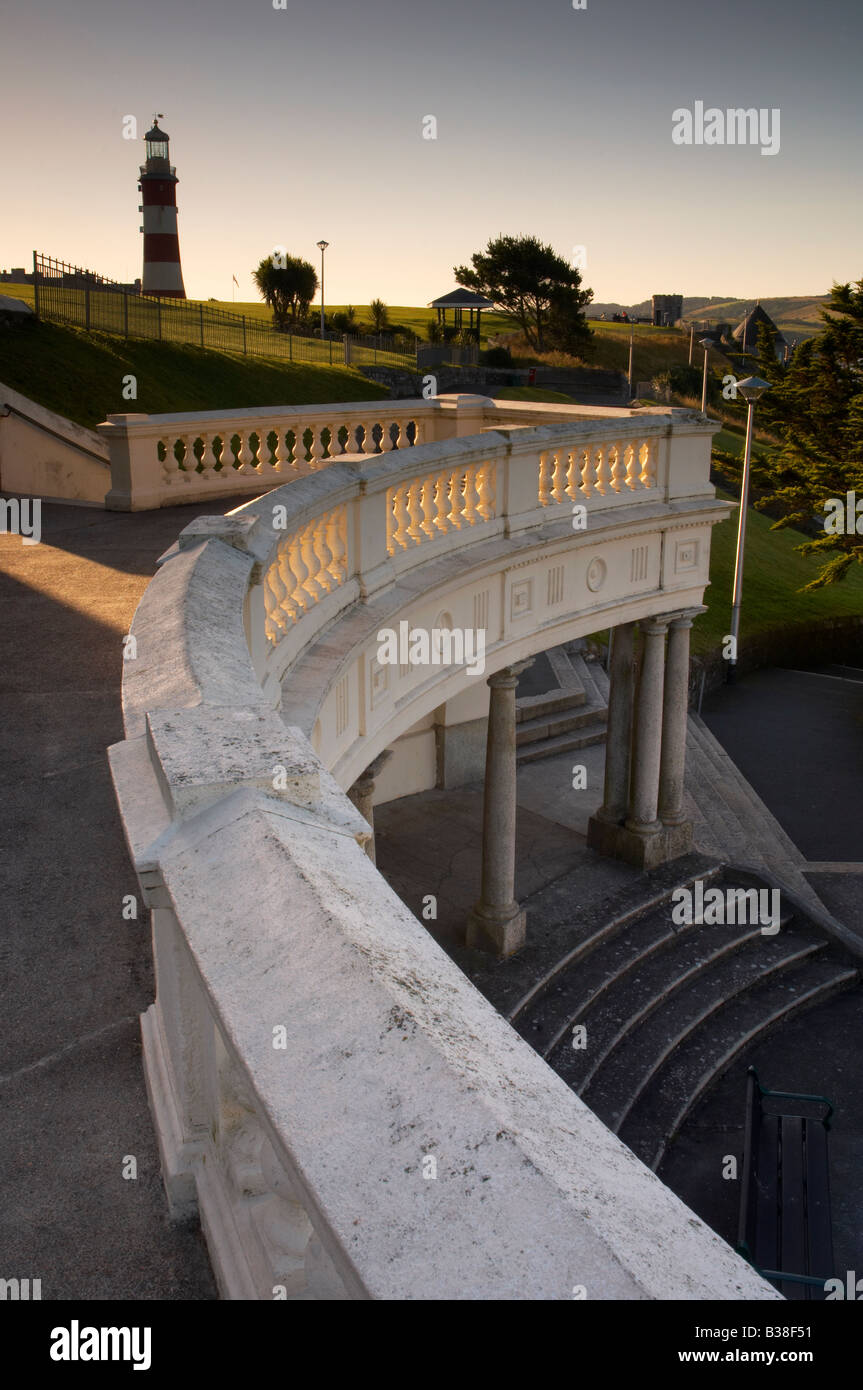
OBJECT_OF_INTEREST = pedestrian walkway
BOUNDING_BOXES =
[0,498,259,1299]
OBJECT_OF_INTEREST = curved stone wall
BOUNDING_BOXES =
[108,399,778,1300]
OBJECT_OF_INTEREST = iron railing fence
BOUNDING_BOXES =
[32,252,418,371]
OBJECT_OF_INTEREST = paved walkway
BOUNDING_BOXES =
[0,498,259,1299]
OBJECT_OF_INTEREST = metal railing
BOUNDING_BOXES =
[32,252,418,371]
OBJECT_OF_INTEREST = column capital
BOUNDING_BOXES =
[653,604,707,630]
[640,616,671,637]
[487,658,533,690]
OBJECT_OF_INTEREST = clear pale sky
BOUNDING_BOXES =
[2,0,860,306]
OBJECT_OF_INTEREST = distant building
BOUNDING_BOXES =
[733,303,786,359]
[652,294,683,327]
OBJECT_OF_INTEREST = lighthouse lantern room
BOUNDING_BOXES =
[139,116,186,299]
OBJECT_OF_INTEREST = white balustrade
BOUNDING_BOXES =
[103,399,770,1302]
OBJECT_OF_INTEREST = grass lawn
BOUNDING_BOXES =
[0,321,388,430]
[692,489,863,657]
[492,386,578,404]
[0,283,35,308]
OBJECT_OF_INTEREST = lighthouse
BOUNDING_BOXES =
[138,117,186,298]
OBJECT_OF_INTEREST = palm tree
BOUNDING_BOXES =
[253,254,318,330]
[369,298,390,334]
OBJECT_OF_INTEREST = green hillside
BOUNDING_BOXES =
[590,293,830,341]
[0,319,387,430]
[692,488,863,658]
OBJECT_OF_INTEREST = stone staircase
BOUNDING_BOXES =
[510,860,859,1172]
[515,645,607,764]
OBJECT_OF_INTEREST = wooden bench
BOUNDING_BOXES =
[737,1066,835,1299]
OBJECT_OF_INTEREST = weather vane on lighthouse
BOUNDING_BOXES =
[138,113,186,299]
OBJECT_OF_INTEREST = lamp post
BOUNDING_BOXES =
[699,337,714,414]
[689,322,695,365]
[727,375,771,684]
[316,240,329,339]
[628,326,635,397]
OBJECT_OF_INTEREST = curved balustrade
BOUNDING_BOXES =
[99,398,437,510]
[108,398,777,1301]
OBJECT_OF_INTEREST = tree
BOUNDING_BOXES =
[453,234,593,353]
[252,253,318,330]
[753,279,863,588]
[369,298,390,333]
[331,305,359,334]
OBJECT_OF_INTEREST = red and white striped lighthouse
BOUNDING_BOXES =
[138,117,186,298]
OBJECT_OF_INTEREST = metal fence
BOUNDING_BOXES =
[32,252,418,371]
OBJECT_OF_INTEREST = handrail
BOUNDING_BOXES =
[1,402,109,464]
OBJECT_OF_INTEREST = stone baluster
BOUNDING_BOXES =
[287,531,311,614]
[312,515,335,592]
[236,430,255,474]
[325,508,347,586]
[299,522,326,604]
[579,446,593,498]
[361,420,376,456]
[419,480,436,539]
[476,462,495,521]
[593,445,607,495]
[538,452,551,507]
[391,486,409,551]
[433,471,450,534]
[551,451,565,504]
[219,433,236,473]
[610,442,625,493]
[462,468,477,527]
[406,481,423,544]
[184,434,199,477]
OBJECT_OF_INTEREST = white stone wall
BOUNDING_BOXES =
[108,401,780,1300]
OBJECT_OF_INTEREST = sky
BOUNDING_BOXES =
[2,0,861,308]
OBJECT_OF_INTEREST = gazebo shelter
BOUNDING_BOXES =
[428,288,495,342]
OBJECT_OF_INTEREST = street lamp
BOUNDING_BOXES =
[699,337,714,414]
[727,375,771,684]
[628,325,635,397]
[316,240,329,339]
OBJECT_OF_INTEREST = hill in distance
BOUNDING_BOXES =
[588,294,830,340]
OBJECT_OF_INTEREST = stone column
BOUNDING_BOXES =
[659,614,694,827]
[346,751,392,863]
[594,622,635,825]
[625,617,670,840]
[466,660,532,957]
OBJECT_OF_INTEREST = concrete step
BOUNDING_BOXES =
[516,704,607,746]
[513,647,608,763]
[624,959,860,1171]
[544,915,797,1088]
[567,650,606,708]
[579,930,824,1133]
[516,724,607,763]
[516,690,586,723]
[515,856,860,1177]
[509,856,722,1025]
